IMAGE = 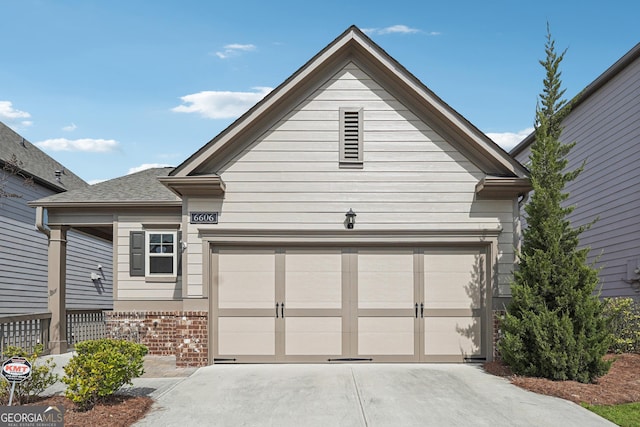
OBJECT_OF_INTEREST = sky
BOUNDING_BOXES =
[1,1,638,184]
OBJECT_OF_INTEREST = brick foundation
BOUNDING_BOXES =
[105,311,208,367]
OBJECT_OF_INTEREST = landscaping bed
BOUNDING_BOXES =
[484,353,640,405]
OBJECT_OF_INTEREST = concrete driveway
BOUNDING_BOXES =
[133,363,612,427]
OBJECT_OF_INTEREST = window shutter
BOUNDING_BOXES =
[177,230,183,276]
[340,107,363,167]
[130,231,145,276]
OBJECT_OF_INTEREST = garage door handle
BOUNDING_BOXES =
[415,303,418,318]
[276,302,280,318]
[420,303,424,318]
[281,302,285,318]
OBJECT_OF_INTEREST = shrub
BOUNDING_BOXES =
[603,297,640,354]
[63,339,148,410]
[0,344,59,404]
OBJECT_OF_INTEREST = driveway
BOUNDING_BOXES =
[133,363,613,427]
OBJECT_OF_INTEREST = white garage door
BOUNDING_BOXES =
[212,247,485,363]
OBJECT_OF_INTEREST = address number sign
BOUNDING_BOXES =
[190,212,218,224]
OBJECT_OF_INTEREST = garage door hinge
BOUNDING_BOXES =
[327,358,373,362]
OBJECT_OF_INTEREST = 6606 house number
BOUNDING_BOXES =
[190,212,218,224]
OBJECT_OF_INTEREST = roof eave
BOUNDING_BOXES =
[475,176,532,199]
[157,175,225,197]
[27,200,183,209]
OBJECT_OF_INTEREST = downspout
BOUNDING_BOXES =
[35,206,50,238]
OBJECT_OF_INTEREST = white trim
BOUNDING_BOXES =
[145,230,178,277]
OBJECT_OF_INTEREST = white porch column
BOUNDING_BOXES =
[48,225,69,354]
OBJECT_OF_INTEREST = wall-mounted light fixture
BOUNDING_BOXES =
[345,208,356,229]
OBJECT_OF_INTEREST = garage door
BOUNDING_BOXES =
[212,247,485,363]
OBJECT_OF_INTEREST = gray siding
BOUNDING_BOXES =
[0,174,113,315]
[514,55,640,298]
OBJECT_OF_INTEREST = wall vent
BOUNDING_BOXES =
[340,107,363,168]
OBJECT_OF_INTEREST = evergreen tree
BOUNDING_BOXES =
[498,27,611,383]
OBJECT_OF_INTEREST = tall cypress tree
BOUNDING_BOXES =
[498,27,611,383]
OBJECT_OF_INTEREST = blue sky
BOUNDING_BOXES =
[1,0,638,184]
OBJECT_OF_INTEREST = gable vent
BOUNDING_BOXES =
[340,107,363,168]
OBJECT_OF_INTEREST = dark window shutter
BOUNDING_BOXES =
[177,231,183,275]
[130,231,145,276]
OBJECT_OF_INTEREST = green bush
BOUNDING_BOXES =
[0,344,59,404]
[603,297,640,354]
[63,339,148,410]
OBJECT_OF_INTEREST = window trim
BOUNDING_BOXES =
[145,230,178,277]
[339,107,363,168]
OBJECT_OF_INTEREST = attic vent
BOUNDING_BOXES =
[340,107,363,168]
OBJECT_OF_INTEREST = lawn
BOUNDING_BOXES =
[582,402,640,427]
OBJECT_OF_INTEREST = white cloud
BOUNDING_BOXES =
[172,87,273,119]
[486,127,534,151]
[363,25,425,36]
[127,163,173,174]
[214,43,256,59]
[379,25,420,35]
[87,178,107,185]
[35,138,119,152]
[0,101,32,128]
[0,101,31,119]
[62,123,77,132]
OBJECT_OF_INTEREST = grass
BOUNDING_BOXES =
[581,402,640,427]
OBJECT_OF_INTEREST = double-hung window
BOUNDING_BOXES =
[130,230,179,278]
[147,232,177,276]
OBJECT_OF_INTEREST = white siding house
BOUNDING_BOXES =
[511,42,640,299]
[32,27,530,365]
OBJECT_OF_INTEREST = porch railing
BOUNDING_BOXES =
[0,309,108,355]
[0,313,51,355]
[66,309,107,346]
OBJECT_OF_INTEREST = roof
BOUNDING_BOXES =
[171,25,529,180]
[0,121,88,192]
[510,42,640,157]
[29,167,181,207]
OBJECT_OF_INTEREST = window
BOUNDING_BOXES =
[129,230,179,277]
[339,107,363,168]
[147,232,177,275]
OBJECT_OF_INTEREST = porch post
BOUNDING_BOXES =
[48,225,69,354]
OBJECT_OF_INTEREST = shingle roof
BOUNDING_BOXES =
[0,121,87,192]
[29,167,181,206]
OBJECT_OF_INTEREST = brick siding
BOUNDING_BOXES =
[105,311,208,367]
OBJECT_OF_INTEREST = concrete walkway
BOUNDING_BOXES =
[133,364,614,427]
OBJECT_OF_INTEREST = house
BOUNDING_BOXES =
[0,122,113,318]
[31,26,530,365]
[511,42,640,299]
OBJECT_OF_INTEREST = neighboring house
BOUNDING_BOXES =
[31,26,530,365]
[0,122,113,316]
[511,42,640,299]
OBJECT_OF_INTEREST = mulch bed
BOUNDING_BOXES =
[484,353,640,405]
[25,395,154,427]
